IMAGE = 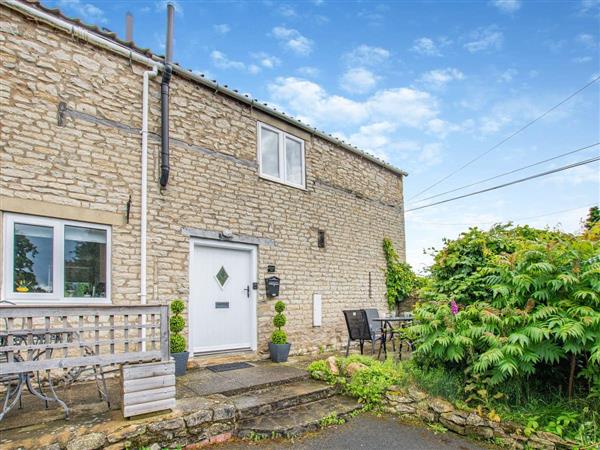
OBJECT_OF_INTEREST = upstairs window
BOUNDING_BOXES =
[3,213,110,304]
[258,122,305,189]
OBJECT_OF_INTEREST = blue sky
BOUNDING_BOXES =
[47,0,599,271]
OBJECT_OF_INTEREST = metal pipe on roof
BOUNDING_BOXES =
[125,12,133,42]
[159,3,174,188]
[4,0,407,178]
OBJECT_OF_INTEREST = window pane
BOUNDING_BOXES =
[64,226,107,298]
[14,223,53,293]
[261,127,280,178]
[285,137,303,185]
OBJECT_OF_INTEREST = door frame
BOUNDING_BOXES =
[188,238,258,355]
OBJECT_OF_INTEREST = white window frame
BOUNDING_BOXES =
[257,121,306,189]
[2,213,111,305]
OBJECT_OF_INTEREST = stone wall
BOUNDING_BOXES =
[384,386,574,450]
[0,4,406,355]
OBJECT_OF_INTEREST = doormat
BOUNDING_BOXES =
[206,362,254,372]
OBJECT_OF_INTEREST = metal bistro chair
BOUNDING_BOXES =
[363,308,393,355]
[343,310,378,356]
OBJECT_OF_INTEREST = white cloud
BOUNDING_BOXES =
[340,68,379,94]
[344,45,390,66]
[58,0,106,23]
[210,50,245,71]
[297,66,320,77]
[418,68,465,88]
[464,26,504,53]
[251,52,281,69]
[278,4,297,17]
[491,0,521,13]
[411,37,441,56]
[418,143,444,166]
[543,162,600,186]
[576,33,597,48]
[573,56,593,63]
[498,68,518,82]
[213,24,230,35]
[271,26,313,55]
[579,0,600,15]
[268,77,439,130]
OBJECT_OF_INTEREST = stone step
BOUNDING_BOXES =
[237,395,362,439]
[231,380,336,419]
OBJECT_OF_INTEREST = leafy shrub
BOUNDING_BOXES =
[271,300,288,344]
[169,315,185,333]
[383,238,419,310]
[411,225,600,397]
[169,299,186,353]
[271,329,287,344]
[170,333,186,354]
[170,299,185,314]
[273,313,286,328]
[424,224,567,305]
[307,359,337,383]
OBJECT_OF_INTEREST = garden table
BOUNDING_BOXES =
[372,317,413,359]
[0,328,109,421]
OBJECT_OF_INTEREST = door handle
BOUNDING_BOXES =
[244,286,250,298]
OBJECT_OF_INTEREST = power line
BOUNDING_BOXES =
[408,74,600,202]
[410,142,600,204]
[406,156,600,212]
[407,204,598,226]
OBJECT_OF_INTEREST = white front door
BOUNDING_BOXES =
[189,240,257,354]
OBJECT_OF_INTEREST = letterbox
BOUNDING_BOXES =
[265,276,280,297]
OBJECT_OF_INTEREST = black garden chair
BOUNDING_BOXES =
[343,309,382,356]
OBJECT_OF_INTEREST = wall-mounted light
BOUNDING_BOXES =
[318,230,325,248]
[219,229,234,240]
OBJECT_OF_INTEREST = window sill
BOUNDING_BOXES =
[259,174,307,191]
[1,298,112,306]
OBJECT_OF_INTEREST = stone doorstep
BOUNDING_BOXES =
[237,395,362,439]
[230,380,336,419]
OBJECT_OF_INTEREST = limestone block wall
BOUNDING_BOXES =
[0,4,406,355]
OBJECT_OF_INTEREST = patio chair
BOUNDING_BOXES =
[343,310,378,356]
[362,308,392,355]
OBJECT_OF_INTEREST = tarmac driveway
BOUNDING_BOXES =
[218,412,490,450]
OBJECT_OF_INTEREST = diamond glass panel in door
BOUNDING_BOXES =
[13,223,54,293]
[285,137,303,186]
[64,225,107,298]
[261,127,280,178]
[215,266,229,288]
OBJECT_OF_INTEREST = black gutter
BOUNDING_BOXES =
[160,3,174,189]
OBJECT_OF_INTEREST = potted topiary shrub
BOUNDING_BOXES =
[268,300,291,362]
[169,299,189,376]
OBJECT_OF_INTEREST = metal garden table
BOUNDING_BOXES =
[373,317,413,359]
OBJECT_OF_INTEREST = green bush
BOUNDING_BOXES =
[271,329,287,344]
[169,299,187,354]
[170,299,185,315]
[411,225,600,402]
[271,300,288,344]
[169,315,185,333]
[274,300,286,313]
[170,333,186,354]
[383,238,419,310]
[273,313,286,328]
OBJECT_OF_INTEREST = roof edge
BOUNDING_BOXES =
[6,0,408,177]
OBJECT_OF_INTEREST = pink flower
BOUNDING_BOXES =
[450,300,459,315]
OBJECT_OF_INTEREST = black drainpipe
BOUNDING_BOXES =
[160,3,174,189]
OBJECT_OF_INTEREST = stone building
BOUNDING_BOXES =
[0,0,406,357]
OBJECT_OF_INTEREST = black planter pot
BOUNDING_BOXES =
[172,351,189,376]
[269,342,291,363]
